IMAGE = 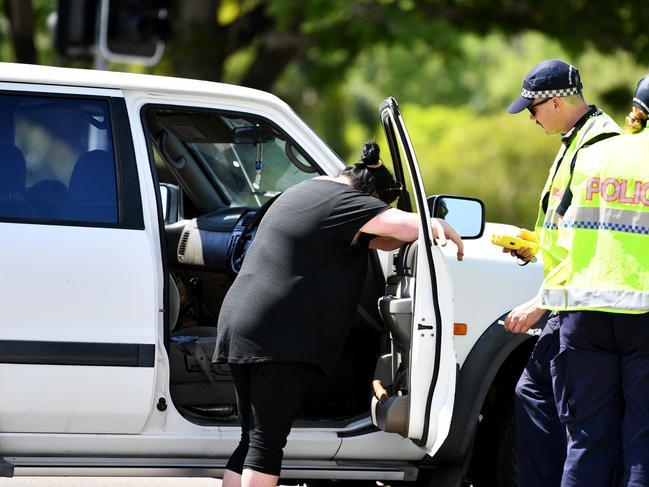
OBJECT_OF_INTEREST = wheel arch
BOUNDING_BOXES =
[428,313,543,465]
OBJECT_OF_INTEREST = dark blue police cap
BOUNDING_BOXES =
[507,59,583,114]
[633,76,649,115]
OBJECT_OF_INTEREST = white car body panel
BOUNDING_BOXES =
[443,222,545,366]
[0,63,543,478]
[0,222,157,433]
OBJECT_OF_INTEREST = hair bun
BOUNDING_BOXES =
[360,140,381,167]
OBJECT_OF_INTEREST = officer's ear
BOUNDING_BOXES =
[553,97,562,111]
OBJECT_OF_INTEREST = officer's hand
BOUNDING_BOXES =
[504,299,545,334]
[501,228,537,263]
[501,246,535,262]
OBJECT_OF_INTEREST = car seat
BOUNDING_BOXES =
[65,150,117,223]
[168,276,235,412]
[27,179,67,220]
[0,142,38,219]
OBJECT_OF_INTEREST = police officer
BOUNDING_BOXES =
[505,59,620,487]
[540,77,649,487]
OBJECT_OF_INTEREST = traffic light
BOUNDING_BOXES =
[55,0,99,59]
[98,0,170,64]
[99,0,169,64]
[56,0,170,65]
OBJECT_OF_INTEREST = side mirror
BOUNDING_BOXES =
[428,195,485,239]
[159,183,181,224]
[233,125,275,144]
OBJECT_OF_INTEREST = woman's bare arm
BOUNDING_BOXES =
[360,208,419,241]
[369,236,409,251]
[360,208,464,261]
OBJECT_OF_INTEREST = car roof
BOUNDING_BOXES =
[0,62,281,103]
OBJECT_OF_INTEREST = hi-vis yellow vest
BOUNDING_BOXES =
[535,108,620,276]
[541,128,649,313]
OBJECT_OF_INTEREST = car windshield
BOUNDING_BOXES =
[188,116,317,207]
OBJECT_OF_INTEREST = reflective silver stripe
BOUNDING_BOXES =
[542,287,649,311]
[542,208,560,230]
[562,206,649,235]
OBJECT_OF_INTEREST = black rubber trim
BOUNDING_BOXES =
[0,216,143,230]
[379,99,412,213]
[431,313,544,464]
[109,97,144,229]
[337,424,380,438]
[0,341,155,367]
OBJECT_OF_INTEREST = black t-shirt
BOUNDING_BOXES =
[213,178,390,375]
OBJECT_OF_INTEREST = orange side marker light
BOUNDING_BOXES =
[454,323,467,335]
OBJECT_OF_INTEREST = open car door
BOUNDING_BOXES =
[371,97,457,455]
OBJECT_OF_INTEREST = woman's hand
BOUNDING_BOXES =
[431,218,464,261]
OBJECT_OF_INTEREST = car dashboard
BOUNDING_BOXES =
[166,206,259,273]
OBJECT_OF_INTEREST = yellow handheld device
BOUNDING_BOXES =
[491,234,540,255]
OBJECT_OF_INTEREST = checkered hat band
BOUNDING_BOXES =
[522,87,581,99]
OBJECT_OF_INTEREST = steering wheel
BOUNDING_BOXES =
[227,194,282,276]
[228,211,258,275]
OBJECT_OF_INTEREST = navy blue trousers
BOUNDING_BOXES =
[515,315,567,487]
[553,310,649,487]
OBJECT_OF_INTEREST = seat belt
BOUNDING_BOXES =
[173,336,222,394]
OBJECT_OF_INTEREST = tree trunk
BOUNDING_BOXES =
[5,0,37,64]
[166,0,223,81]
[240,32,305,92]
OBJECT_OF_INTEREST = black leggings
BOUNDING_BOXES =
[226,362,318,476]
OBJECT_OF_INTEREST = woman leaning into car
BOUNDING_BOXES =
[213,140,463,487]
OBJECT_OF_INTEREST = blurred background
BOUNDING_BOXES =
[5,0,649,227]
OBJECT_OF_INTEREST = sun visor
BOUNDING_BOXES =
[158,111,234,143]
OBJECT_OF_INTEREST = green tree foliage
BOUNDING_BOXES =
[3,1,649,94]
[161,0,649,93]
[326,32,648,227]
[381,104,557,226]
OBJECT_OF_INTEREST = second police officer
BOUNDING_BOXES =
[505,60,621,487]
[540,77,649,486]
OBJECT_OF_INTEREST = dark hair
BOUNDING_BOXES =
[339,140,402,204]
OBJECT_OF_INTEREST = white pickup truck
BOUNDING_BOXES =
[0,63,543,487]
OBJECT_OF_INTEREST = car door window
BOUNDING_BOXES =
[144,107,318,209]
[0,93,118,224]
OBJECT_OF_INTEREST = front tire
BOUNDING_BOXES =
[469,394,518,487]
